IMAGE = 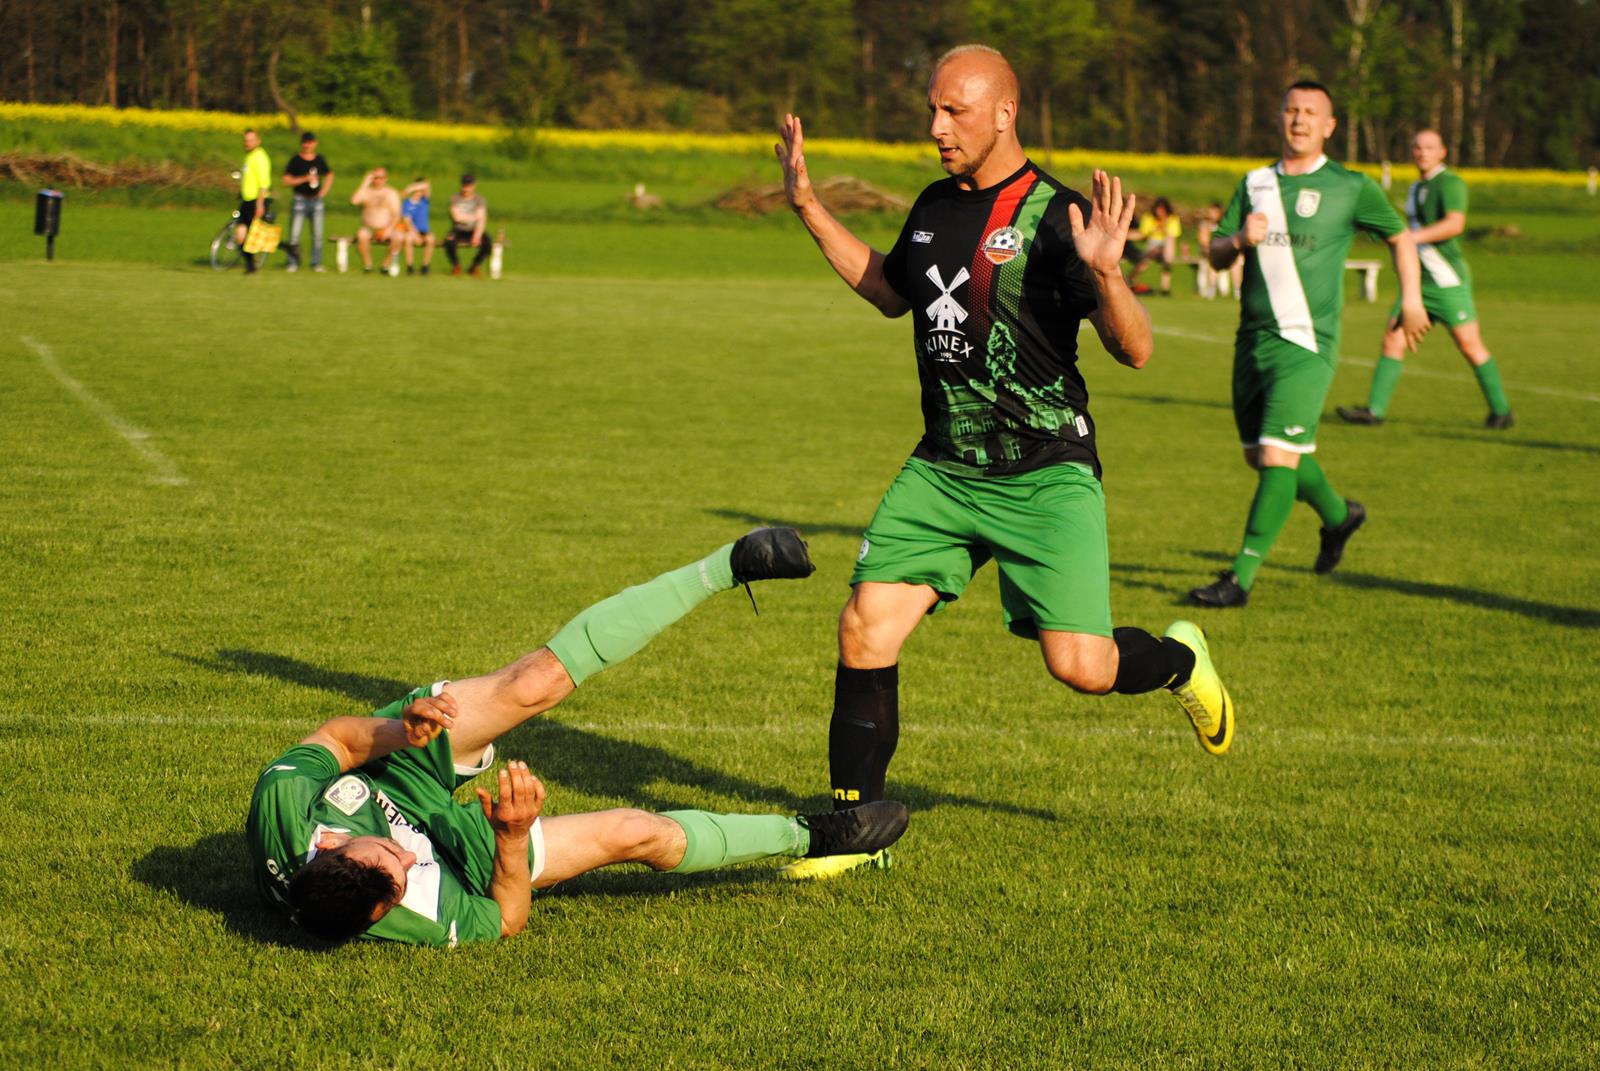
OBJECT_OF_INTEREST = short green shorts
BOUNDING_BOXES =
[1233,333,1336,454]
[851,457,1112,638]
[1391,284,1477,328]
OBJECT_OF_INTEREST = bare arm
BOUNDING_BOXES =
[1411,209,1466,245]
[1071,170,1152,369]
[300,693,457,774]
[475,762,545,938]
[319,171,335,199]
[350,173,373,207]
[776,114,909,318]
[1386,229,1430,352]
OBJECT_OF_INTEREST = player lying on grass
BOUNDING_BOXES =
[247,528,910,947]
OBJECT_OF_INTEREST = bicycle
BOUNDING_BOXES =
[209,172,275,271]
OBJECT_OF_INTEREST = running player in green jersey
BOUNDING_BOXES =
[775,45,1235,880]
[1188,82,1431,609]
[247,529,910,946]
[1337,128,1514,429]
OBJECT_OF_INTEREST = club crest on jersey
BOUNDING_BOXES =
[324,775,370,816]
[982,225,1025,264]
[1295,190,1322,218]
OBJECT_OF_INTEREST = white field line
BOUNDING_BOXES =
[21,335,188,486]
[1139,322,1600,404]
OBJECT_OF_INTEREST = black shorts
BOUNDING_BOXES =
[237,200,259,226]
[447,227,477,244]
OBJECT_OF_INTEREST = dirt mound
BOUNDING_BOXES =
[717,175,909,216]
[0,152,232,192]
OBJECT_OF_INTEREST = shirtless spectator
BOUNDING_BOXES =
[443,174,492,277]
[350,168,404,275]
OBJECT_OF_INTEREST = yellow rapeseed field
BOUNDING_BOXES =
[0,101,1588,188]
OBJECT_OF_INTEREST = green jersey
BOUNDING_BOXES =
[1407,167,1471,290]
[1217,156,1405,356]
[246,685,504,947]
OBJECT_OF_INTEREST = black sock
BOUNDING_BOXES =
[1111,627,1195,694]
[828,664,899,811]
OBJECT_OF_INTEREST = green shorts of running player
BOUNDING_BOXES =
[1233,333,1337,455]
[850,457,1112,638]
[1390,283,1477,329]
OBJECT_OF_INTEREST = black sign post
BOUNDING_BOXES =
[35,189,63,260]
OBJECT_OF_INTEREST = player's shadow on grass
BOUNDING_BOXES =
[1422,430,1600,456]
[1095,391,1234,412]
[1186,551,1600,628]
[703,508,864,538]
[178,649,1057,820]
[131,832,323,948]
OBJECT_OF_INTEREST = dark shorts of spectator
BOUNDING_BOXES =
[444,227,491,269]
[1122,238,1171,266]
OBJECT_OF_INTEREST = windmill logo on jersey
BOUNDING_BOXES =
[1295,189,1322,218]
[923,264,972,363]
[982,226,1025,264]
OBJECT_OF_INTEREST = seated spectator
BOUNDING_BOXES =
[350,168,404,275]
[1194,199,1242,299]
[1125,196,1181,296]
[443,174,492,277]
[401,178,436,275]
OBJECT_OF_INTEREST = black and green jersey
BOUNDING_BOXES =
[245,685,503,947]
[1407,166,1471,290]
[881,161,1101,477]
[1217,155,1405,357]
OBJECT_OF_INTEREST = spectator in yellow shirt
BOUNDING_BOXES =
[237,129,273,275]
[1123,196,1181,295]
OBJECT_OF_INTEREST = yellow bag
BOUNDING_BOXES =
[243,217,281,254]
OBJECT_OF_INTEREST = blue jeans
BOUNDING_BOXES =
[287,196,325,268]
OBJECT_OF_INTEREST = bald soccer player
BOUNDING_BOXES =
[774,44,1234,880]
[1337,128,1514,429]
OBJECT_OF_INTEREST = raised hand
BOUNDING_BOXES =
[1068,169,1138,276]
[401,692,457,748]
[774,113,816,212]
[476,761,546,838]
[1240,211,1269,248]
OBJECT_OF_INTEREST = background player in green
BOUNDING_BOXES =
[248,528,909,946]
[1337,128,1514,429]
[773,45,1235,880]
[1189,81,1430,609]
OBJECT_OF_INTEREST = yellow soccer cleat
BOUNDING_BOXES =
[778,849,891,882]
[1163,620,1235,756]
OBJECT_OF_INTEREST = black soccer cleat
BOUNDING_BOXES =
[1189,570,1249,608]
[799,800,909,858]
[730,527,816,584]
[1336,404,1384,426]
[1314,500,1367,575]
[1484,410,1515,430]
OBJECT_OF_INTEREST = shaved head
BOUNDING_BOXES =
[927,44,1026,189]
[1412,127,1447,173]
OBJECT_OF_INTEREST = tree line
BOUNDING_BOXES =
[2,0,1595,170]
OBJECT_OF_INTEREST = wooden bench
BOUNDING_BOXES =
[1183,256,1383,302]
[1345,259,1382,302]
[330,232,507,278]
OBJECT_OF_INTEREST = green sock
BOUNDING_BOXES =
[663,810,807,873]
[1366,356,1405,417]
[546,545,735,685]
[1232,466,1297,589]
[1473,356,1511,416]
[1295,456,1349,528]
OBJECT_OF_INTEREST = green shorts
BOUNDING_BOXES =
[851,457,1112,638]
[1233,333,1336,455]
[1391,284,1477,328]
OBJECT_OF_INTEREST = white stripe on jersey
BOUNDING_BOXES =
[1406,179,1463,289]
[1248,166,1319,354]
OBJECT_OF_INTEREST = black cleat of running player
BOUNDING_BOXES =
[799,800,909,858]
[730,527,816,583]
[1189,570,1249,608]
[1336,404,1384,426]
[1315,500,1367,575]
[1484,410,1515,430]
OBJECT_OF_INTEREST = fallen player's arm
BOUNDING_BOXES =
[1410,210,1466,245]
[300,693,457,773]
[475,762,545,938]
[775,114,909,318]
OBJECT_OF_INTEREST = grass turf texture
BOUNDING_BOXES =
[3,204,1599,1067]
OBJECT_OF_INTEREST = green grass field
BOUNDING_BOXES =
[3,160,1599,1068]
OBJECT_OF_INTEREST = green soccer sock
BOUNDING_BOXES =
[1366,356,1405,418]
[545,544,736,686]
[1473,356,1511,416]
[663,810,807,873]
[1295,456,1349,528]
[1232,466,1298,590]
